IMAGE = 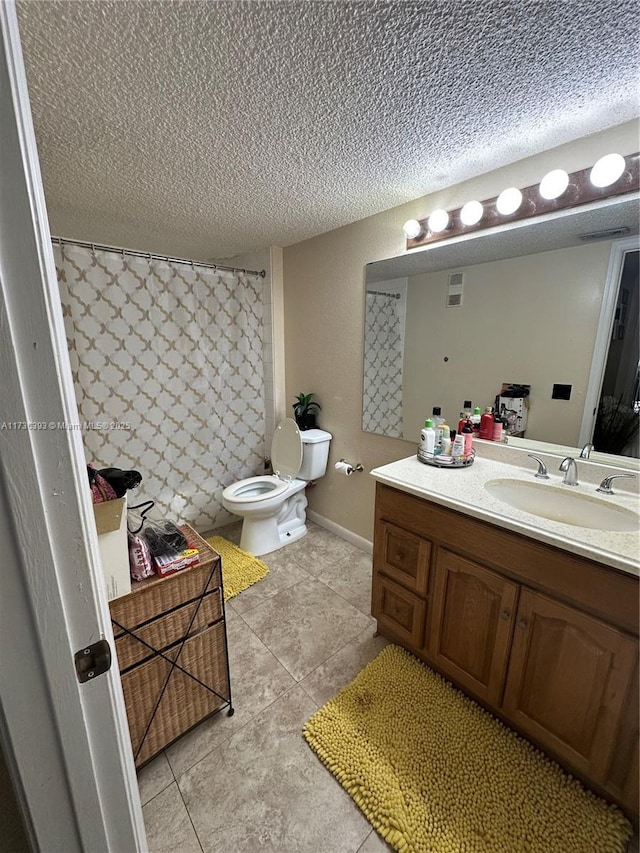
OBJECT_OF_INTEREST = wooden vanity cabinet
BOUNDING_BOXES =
[503,589,638,784]
[372,482,640,816]
[428,550,518,706]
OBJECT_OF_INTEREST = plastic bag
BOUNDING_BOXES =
[128,501,188,556]
[143,520,188,557]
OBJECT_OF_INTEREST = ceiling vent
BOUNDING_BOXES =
[447,272,464,307]
[578,226,631,241]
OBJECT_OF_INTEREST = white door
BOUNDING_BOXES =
[0,4,146,850]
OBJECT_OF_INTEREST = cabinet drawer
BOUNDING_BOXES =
[110,557,221,630]
[372,573,426,649]
[121,621,229,767]
[374,521,430,595]
[114,589,222,671]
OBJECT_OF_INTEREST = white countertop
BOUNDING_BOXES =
[371,444,640,577]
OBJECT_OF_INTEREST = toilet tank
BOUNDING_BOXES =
[298,428,332,481]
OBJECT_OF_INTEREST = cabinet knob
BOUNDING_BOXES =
[517,617,528,630]
[500,610,510,620]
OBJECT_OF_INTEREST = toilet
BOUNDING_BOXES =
[222,418,332,556]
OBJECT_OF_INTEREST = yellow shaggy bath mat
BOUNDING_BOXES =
[205,536,269,601]
[303,644,632,853]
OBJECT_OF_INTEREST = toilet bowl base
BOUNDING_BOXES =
[239,516,307,557]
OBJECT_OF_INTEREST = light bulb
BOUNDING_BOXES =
[496,187,523,215]
[402,219,422,239]
[539,169,569,200]
[590,153,626,188]
[427,209,449,233]
[460,200,483,226]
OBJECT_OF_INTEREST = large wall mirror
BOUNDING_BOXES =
[363,195,640,465]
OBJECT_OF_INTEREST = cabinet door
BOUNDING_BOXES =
[503,589,638,783]
[427,549,518,705]
[374,521,431,595]
[372,573,426,650]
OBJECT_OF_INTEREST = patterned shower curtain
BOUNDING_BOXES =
[55,242,265,530]
[362,291,404,437]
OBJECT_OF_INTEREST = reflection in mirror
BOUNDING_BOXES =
[363,198,640,464]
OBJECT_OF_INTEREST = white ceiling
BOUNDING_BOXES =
[15,0,640,261]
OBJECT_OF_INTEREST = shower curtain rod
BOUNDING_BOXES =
[366,290,400,299]
[52,236,266,278]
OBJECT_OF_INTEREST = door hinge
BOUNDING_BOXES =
[74,639,112,683]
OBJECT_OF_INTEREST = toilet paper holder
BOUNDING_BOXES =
[335,459,364,476]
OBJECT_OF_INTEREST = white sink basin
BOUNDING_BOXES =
[485,478,639,531]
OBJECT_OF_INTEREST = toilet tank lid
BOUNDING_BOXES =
[300,428,332,443]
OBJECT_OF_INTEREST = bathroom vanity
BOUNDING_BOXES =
[371,450,639,817]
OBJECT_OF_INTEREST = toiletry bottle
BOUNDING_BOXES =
[463,400,473,421]
[471,406,482,435]
[420,419,436,457]
[492,409,504,442]
[457,412,466,435]
[452,432,465,460]
[431,407,445,427]
[440,423,451,456]
[480,406,494,440]
[462,420,474,457]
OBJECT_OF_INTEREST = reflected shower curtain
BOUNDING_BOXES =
[54,243,265,529]
[362,292,404,437]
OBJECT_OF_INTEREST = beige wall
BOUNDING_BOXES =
[283,120,639,543]
[402,241,612,447]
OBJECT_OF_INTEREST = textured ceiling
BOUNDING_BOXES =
[15,0,640,260]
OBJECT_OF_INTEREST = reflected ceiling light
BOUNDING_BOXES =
[539,169,569,200]
[402,219,422,239]
[496,187,523,215]
[590,153,626,188]
[428,209,449,233]
[460,200,484,225]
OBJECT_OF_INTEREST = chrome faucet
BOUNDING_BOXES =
[579,443,594,460]
[527,454,550,479]
[596,473,637,495]
[559,457,579,486]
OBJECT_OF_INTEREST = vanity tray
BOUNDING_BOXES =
[417,448,475,468]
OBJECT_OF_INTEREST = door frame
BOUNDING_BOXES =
[579,235,640,447]
[0,4,145,850]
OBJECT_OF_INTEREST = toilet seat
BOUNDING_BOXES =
[222,420,305,507]
[224,475,291,503]
[221,419,330,556]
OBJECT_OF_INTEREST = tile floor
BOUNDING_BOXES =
[138,520,639,853]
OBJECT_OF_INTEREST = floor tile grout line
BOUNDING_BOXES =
[175,778,206,853]
[171,681,305,783]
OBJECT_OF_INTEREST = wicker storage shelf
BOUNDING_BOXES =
[109,524,233,768]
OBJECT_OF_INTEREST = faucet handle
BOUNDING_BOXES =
[596,473,636,495]
[527,454,549,479]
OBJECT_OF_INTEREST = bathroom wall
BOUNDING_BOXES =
[282,119,640,544]
[401,241,612,446]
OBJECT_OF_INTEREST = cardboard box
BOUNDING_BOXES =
[93,496,131,601]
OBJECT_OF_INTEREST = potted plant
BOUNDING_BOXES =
[292,392,321,430]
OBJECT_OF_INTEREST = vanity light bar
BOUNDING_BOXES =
[405,152,640,249]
